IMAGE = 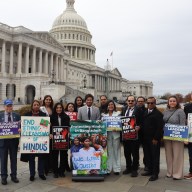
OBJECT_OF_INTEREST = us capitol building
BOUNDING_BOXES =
[0,0,153,104]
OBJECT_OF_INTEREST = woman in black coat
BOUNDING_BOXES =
[50,102,70,178]
[23,100,47,182]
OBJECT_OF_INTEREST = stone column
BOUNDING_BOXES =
[61,57,64,81]
[50,53,54,71]
[45,51,48,74]
[1,83,7,100]
[9,43,14,74]
[1,40,6,73]
[38,49,42,73]
[80,47,82,59]
[32,46,36,73]
[55,55,59,81]
[66,60,69,80]
[87,49,89,60]
[95,75,97,90]
[17,42,22,74]
[75,47,77,58]
[25,44,29,74]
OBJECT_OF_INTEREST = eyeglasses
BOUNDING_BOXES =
[147,102,154,105]
[128,100,134,102]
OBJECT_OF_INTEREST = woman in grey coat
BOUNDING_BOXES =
[163,95,186,180]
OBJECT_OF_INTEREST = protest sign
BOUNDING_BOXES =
[0,121,20,139]
[163,123,189,142]
[20,116,50,153]
[65,112,77,121]
[102,116,122,131]
[70,120,107,175]
[52,126,69,150]
[187,113,192,142]
[121,116,137,140]
[72,151,101,170]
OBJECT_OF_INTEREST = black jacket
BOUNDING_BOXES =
[142,107,164,141]
[184,103,192,119]
[50,112,70,134]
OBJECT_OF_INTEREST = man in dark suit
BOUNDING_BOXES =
[0,99,20,185]
[78,94,100,120]
[136,96,148,171]
[184,96,192,179]
[122,95,142,177]
[141,97,164,181]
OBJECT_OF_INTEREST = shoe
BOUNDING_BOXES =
[166,175,172,178]
[184,173,192,179]
[30,176,35,181]
[106,173,111,176]
[39,175,46,180]
[11,177,19,183]
[59,173,65,177]
[141,172,152,176]
[144,167,149,172]
[1,178,7,185]
[114,172,120,175]
[53,173,58,178]
[149,175,158,181]
[131,170,138,177]
[122,169,131,175]
[65,167,71,172]
[173,177,181,180]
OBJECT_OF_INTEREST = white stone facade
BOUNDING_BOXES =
[0,0,153,104]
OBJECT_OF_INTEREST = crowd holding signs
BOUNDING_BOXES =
[1,112,192,177]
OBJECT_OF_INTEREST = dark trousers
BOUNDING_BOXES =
[123,140,140,171]
[187,143,192,173]
[0,139,18,179]
[52,150,68,174]
[44,146,53,174]
[143,140,160,176]
[28,154,44,176]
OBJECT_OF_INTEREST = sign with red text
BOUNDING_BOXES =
[65,112,77,121]
[121,116,137,140]
[52,126,69,150]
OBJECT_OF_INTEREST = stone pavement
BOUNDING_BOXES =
[0,147,192,192]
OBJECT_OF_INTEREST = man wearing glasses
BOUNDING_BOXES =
[0,99,20,185]
[122,95,142,177]
[141,97,163,181]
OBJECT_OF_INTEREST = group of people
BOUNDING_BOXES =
[0,93,192,185]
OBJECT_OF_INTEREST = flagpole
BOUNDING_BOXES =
[110,51,113,70]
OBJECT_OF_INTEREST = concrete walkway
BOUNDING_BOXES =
[0,147,191,192]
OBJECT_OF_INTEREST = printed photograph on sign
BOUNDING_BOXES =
[70,120,107,175]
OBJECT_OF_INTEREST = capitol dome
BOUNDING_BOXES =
[50,0,96,66]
